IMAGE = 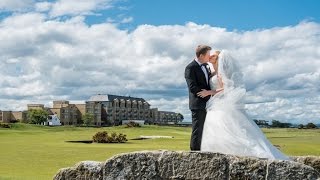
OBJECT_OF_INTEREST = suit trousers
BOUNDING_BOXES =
[190,109,206,151]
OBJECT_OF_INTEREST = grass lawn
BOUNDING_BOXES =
[0,123,319,180]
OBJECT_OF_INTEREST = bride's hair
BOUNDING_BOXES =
[219,50,244,87]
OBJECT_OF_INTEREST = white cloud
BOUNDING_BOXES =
[35,2,52,12]
[0,0,34,12]
[0,9,319,124]
[49,0,114,17]
[1,0,117,18]
[120,16,133,24]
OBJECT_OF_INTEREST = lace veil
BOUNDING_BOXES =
[206,50,246,110]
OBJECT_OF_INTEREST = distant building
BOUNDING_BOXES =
[49,101,84,125]
[43,114,61,126]
[86,94,183,126]
[156,111,182,124]
[1,94,183,126]
[0,110,27,123]
[27,104,45,110]
[0,111,11,123]
[27,101,85,126]
[86,94,152,126]
[11,111,28,123]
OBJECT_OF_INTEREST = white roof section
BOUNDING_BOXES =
[88,94,109,102]
[69,100,86,104]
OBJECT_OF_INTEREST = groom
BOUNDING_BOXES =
[185,45,212,151]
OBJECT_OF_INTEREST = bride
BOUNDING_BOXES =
[197,50,290,160]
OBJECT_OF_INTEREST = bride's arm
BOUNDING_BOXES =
[197,89,216,97]
[197,74,225,98]
[197,71,226,98]
[197,88,224,98]
[216,74,224,91]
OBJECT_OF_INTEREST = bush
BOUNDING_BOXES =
[305,123,317,129]
[125,121,141,128]
[92,131,127,143]
[10,119,19,123]
[0,123,11,128]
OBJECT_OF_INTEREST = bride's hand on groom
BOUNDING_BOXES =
[197,89,211,98]
[197,89,214,98]
[197,88,224,98]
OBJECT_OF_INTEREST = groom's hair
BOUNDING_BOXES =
[196,45,212,58]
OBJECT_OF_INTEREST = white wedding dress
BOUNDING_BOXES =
[201,51,290,160]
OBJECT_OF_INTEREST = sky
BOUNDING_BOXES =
[0,0,320,124]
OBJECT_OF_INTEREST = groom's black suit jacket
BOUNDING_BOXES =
[185,60,211,110]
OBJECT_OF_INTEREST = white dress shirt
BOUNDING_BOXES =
[194,58,209,84]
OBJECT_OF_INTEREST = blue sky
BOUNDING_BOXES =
[0,0,320,124]
[1,0,319,31]
[83,0,320,30]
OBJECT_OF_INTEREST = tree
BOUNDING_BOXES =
[253,119,269,127]
[82,113,94,126]
[305,123,317,129]
[271,120,291,128]
[177,113,184,121]
[27,109,49,124]
[298,124,304,129]
[271,120,282,127]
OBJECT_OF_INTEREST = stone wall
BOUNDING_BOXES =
[53,150,320,180]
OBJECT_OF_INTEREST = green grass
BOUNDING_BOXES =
[262,128,320,155]
[0,123,319,180]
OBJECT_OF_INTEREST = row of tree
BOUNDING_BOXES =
[297,123,317,129]
[270,120,292,128]
[253,119,318,129]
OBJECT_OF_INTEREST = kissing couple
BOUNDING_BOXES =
[184,45,290,160]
